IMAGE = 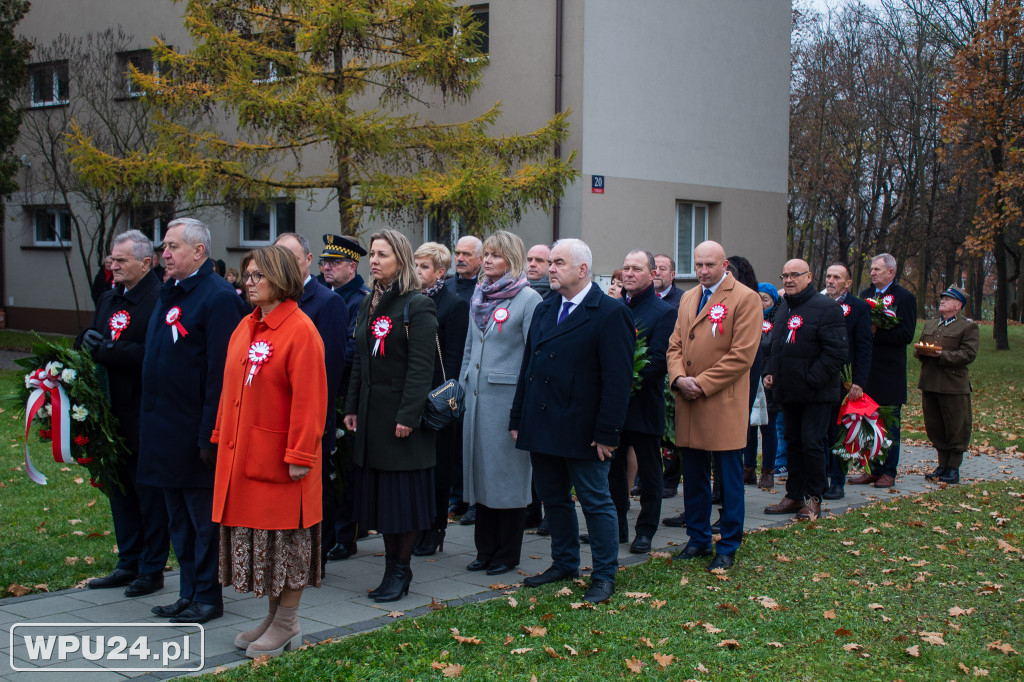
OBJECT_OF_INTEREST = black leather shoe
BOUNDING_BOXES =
[486,564,515,576]
[630,535,652,554]
[708,553,735,571]
[170,602,223,624]
[822,485,845,500]
[675,543,713,560]
[466,559,489,572]
[326,542,357,561]
[925,466,947,481]
[124,573,164,597]
[662,513,686,528]
[151,597,191,618]
[459,506,477,525]
[582,578,615,603]
[938,468,960,484]
[535,518,550,536]
[412,529,445,556]
[662,487,677,499]
[523,565,578,588]
[88,568,137,589]
[448,501,468,516]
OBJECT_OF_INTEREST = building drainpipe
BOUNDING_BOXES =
[552,0,564,242]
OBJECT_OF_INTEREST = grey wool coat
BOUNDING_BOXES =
[460,285,542,508]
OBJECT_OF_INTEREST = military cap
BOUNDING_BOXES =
[320,234,366,262]
[940,285,967,307]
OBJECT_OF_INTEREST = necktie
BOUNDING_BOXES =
[698,288,712,313]
[557,300,573,324]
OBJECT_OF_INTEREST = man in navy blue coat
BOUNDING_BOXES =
[138,218,246,624]
[276,233,351,563]
[608,250,677,554]
[852,253,917,489]
[822,263,872,500]
[510,238,634,604]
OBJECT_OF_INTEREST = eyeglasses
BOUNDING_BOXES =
[318,259,352,268]
[779,271,809,281]
[245,271,264,284]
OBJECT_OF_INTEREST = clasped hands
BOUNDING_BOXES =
[673,376,705,400]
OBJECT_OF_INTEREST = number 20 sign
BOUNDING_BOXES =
[591,175,604,194]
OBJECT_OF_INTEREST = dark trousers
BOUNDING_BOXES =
[782,402,831,501]
[743,411,778,472]
[430,422,457,531]
[164,487,222,606]
[608,431,662,538]
[878,404,903,478]
[450,426,466,507]
[474,504,527,566]
[922,391,972,469]
[825,403,844,488]
[663,447,680,489]
[110,454,170,576]
[530,452,618,581]
[681,448,744,555]
[322,437,358,557]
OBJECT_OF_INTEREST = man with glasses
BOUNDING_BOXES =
[762,260,847,521]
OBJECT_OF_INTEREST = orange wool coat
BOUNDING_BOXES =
[211,299,327,530]
[666,273,762,452]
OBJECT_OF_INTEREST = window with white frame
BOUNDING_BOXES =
[252,32,295,84]
[29,61,69,107]
[240,201,295,245]
[32,207,72,245]
[423,211,463,251]
[675,201,708,277]
[119,49,158,97]
[129,204,173,243]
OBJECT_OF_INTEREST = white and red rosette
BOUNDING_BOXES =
[371,316,392,357]
[882,294,894,308]
[493,307,509,332]
[165,306,188,343]
[109,310,130,340]
[707,303,727,337]
[762,319,773,334]
[785,315,803,343]
[246,339,273,385]
[840,303,851,317]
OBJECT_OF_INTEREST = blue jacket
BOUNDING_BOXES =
[659,285,684,310]
[510,282,634,458]
[623,284,677,436]
[859,282,917,405]
[137,259,246,488]
[299,277,350,453]
[333,274,369,392]
[837,293,873,390]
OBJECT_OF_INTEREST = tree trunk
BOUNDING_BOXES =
[993,229,1009,349]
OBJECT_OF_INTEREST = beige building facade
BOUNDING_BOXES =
[3,0,790,332]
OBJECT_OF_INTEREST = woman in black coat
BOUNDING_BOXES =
[411,242,469,556]
[343,229,437,603]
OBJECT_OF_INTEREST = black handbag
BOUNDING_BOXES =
[404,300,466,430]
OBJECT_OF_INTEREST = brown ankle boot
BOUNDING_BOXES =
[757,471,774,489]
[246,604,300,658]
[795,497,821,521]
[235,600,278,649]
[743,466,757,485]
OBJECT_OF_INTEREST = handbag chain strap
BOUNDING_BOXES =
[403,299,446,382]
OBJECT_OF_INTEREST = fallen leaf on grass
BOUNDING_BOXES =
[564,644,577,656]
[948,606,976,617]
[441,663,464,678]
[754,596,782,611]
[33,584,48,592]
[679,576,689,587]
[639,636,654,649]
[843,643,862,652]
[651,599,666,610]
[64,556,78,565]
[86,499,96,507]
[710,568,729,581]
[555,586,573,597]
[868,603,884,610]
[812,572,831,582]
[974,667,990,676]
[83,556,94,565]
[507,597,518,608]
[5,583,31,597]
[73,476,84,484]
[996,539,1020,554]
[387,611,404,618]
[719,602,739,614]
[767,642,783,648]
[71,530,85,536]
[489,583,513,590]
[835,628,853,637]
[775,553,791,562]
[450,628,481,645]
[430,598,446,610]
[543,645,562,659]
[718,639,741,649]
[623,592,652,599]
[510,648,532,655]
[824,609,836,620]
[68,519,82,525]
[920,631,946,646]
[697,663,710,673]
[625,657,645,673]
[653,652,674,670]
[906,645,920,657]
[569,602,594,610]
[701,622,722,634]
[521,625,547,638]
[987,640,1018,655]
[251,654,270,669]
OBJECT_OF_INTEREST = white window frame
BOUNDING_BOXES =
[455,4,490,62]
[240,201,295,246]
[422,212,463,251]
[119,49,159,98]
[129,204,173,244]
[674,201,708,278]
[251,33,295,84]
[32,207,72,246]
[29,61,69,107]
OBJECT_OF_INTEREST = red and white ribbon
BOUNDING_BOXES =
[707,304,727,338]
[371,316,392,357]
[840,410,887,462]
[785,315,803,343]
[23,364,74,485]
[762,320,773,334]
[493,308,509,333]
[246,340,273,385]
[109,310,130,341]
[165,306,188,343]
[840,303,850,317]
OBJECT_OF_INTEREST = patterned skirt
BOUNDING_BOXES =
[218,524,322,598]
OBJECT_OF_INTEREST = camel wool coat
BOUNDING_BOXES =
[666,273,762,452]
[211,299,327,530]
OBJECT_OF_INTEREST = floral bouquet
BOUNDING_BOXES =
[832,393,895,475]
[5,338,128,495]
[865,294,901,330]
[631,330,650,396]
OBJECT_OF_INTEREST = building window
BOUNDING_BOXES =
[467,5,489,55]
[252,32,295,83]
[129,204,173,243]
[240,201,295,245]
[29,61,69,107]
[675,201,708,277]
[119,49,157,97]
[423,210,464,251]
[32,207,72,245]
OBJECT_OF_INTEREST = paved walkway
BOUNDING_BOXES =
[2,445,1021,681]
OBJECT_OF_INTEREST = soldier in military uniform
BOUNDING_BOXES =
[914,286,979,485]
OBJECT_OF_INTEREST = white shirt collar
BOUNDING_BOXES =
[304,274,312,286]
[559,281,593,317]
[703,271,728,296]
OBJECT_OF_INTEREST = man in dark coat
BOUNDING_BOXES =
[851,253,917,489]
[276,233,352,563]
[822,262,872,500]
[320,233,369,376]
[654,254,685,309]
[526,243,558,302]
[763,259,848,520]
[80,230,169,598]
[138,218,246,624]
[511,238,634,603]
[607,250,677,554]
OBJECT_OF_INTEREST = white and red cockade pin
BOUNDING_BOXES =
[840,303,851,317]
[493,307,509,332]
[246,340,273,385]
[165,307,188,343]
[762,319,773,334]
[786,315,803,343]
[109,310,130,341]
[707,303,727,337]
[371,316,392,357]
[882,294,894,308]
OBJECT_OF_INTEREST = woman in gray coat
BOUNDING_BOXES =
[460,231,542,576]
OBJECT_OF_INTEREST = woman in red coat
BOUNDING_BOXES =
[212,244,327,659]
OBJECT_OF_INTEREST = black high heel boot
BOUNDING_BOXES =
[412,529,445,556]
[368,557,395,599]
[373,561,412,603]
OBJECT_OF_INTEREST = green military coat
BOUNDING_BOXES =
[916,315,980,394]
